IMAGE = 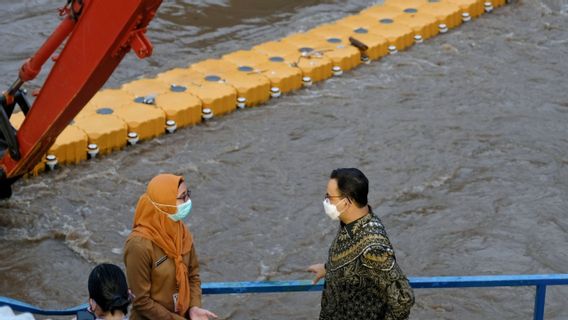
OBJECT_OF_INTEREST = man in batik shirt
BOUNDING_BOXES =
[308,168,414,320]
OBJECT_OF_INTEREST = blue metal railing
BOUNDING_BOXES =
[1,274,567,319]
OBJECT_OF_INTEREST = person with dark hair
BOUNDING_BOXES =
[308,168,414,320]
[124,174,217,320]
[85,263,131,320]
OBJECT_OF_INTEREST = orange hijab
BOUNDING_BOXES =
[128,174,193,316]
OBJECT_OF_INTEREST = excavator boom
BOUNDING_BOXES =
[0,0,164,198]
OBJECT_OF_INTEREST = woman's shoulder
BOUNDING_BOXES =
[124,235,153,252]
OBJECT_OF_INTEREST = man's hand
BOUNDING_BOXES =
[307,263,326,284]
[189,306,218,320]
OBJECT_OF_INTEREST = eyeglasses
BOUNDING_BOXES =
[176,189,191,201]
[324,193,344,200]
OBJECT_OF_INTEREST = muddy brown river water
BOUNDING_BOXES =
[1,0,568,319]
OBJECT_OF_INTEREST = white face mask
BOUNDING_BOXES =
[323,198,344,220]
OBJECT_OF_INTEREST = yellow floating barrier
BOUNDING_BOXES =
[281,32,361,73]
[361,4,439,42]
[386,0,484,22]
[156,68,237,117]
[11,112,88,167]
[9,112,24,129]
[252,41,333,84]
[222,50,303,94]
[336,14,414,52]
[80,86,167,142]
[48,125,89,165]
[419,0,462,30]
[384,0,424,10]
[121,78,200,132]
[112,102,166,141]
[84,89,134,112]
[14,1,510,177]
[391,7,440,41]
[190,59,271,108]
[121,78,171,98]
[360,4,406,20]
[70,82,195,157]
[154,91,202,129]
[446,0,486,19]
[73,114,128,156]
[308,23,389,61]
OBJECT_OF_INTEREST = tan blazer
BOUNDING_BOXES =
[124,236,202,320]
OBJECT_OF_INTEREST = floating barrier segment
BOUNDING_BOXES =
[190,59,272,108]
[156,68,237,117]
[252,40,334,84]
[221,50,303,95]
[308,23,389,61]
[281,32,362,73]
[1,274,566,319]
[10,0,511,177]
[73,115,128,157]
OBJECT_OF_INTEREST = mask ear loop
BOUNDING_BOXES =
[145,194,177,215]
[337,197,351,214]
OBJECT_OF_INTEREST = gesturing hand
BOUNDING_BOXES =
[189,306,218,320]
[307,263,326,285]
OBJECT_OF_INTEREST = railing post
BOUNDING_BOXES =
[533,284,547,320]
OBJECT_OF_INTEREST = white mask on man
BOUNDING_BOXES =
[323,198,345,220]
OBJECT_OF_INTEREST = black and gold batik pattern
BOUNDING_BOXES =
[320,209,414,320]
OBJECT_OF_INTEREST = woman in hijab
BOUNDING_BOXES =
[124,174,217,320]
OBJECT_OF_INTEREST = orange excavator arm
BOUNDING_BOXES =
[0,0,163,198]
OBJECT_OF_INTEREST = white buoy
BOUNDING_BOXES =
[439,23,449,34]
[166,120,177,133]
[388,45,398,54]
[462,12,472,22]
[332,66,343,76]
[302,76,313,87]
[361,56,371,64]
[484,1,494,12]
[127,132,139,145]
[270,87,281,98]
[143,96,155,104]
[414,35,424,44]
[202,108,213,120]
[87,144,99,159]
[237,97,246,109]
[46,154,57,171]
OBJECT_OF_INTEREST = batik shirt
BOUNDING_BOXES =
[320,209,414,320]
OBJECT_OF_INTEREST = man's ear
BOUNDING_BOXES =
[338,198,351,213]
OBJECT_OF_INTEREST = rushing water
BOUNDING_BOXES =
[1,0,568,319]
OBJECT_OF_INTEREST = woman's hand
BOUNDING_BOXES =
[307,263,326,284]
[189,306,218,320]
